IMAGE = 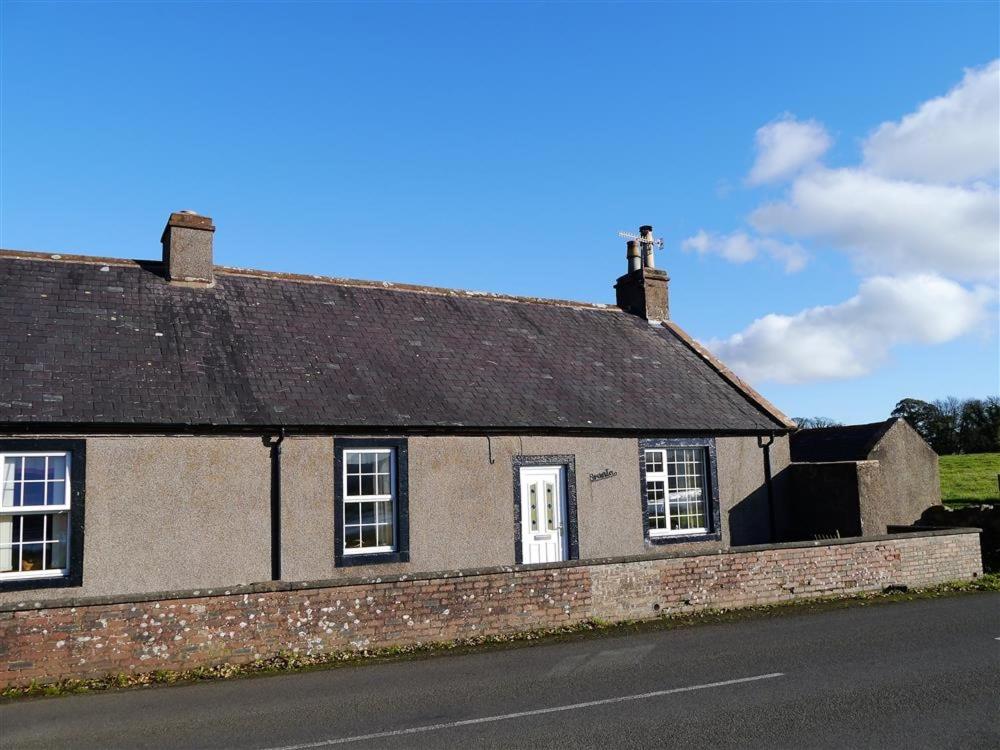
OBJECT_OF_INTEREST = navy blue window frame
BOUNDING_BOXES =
[333,437,410,567]
[638,438,721,545]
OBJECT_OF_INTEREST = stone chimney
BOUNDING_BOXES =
[161,211,215,286]
[614,225,669,322]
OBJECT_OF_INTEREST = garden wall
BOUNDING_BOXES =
[0,529,982,688]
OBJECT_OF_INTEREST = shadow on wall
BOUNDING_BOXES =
[920,504,1000,572]
[728,465,791,546]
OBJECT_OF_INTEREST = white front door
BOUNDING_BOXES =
[519,466,567,564]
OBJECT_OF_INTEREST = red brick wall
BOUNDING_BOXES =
[0,530,982,688]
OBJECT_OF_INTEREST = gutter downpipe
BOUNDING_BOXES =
[263,429,286,581]
[757,433,776,543]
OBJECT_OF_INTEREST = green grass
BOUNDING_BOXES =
[940,452,1000,507]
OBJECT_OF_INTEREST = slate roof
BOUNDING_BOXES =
[790,419,898,462]
[0,251,790,432]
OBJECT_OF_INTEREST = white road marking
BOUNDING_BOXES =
[262,672,785,749]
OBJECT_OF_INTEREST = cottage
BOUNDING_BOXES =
[787,418,941,539]
[0,213,795,599]
[0,214,985,689]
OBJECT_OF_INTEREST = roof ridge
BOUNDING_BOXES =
[0,248,619,313]
[796,419,893,434]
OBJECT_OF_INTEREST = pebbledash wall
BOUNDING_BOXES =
[0,433,791,605]
[0,528,982,688]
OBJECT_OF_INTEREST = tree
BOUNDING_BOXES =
[891,397,957,454]
[928,397,962,455]
[892,396,1000,454]
[792,417,843,429]
[958,397,1000,453]
[891,398,935,436]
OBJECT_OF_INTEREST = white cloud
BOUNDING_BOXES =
[690,61,1000,384]
[682,230,808,273]
[862,60,999,183]
[707,274,993,384]
[750,167,999,281]
[747,115,832,185]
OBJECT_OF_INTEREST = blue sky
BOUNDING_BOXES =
[2,1,997,424]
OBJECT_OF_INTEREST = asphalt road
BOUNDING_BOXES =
[3,593,998,749]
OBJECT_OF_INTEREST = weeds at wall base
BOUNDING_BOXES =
[5,572,997,702]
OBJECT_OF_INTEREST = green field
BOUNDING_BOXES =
[940,452,1000,507]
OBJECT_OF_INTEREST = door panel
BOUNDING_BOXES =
[520,466,567,564]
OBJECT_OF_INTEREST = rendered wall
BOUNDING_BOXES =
[0,529,982,689]
[862,420,941,534]
[788,462,864,539]
[0,436,270,606]
[1,433,785,603]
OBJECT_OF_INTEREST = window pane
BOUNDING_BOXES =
[529,484,538,531]
[346,476,360,496]
[345,527,362,549]
[345,503,361,526]
[48,481,65,506]
[23,457,45,481]
[1,458,17,507]
[22,514,44,542]
[47,455,67,480]
[377,453,390,474]
[359,453,376,473]
[0,482,14,508]
[47,542,66,570]
[376,500,392,525]
[361,502,376,525]
[360,475,375,495]
[4,457,21,483]
[0,544,12,573]
[0,515,12,547]
[361,526,377,548]
[376,473,391,495]
[22,482,44,506]
[545,481,555,531]
[347,452,361,473]
[21,543,43,572]
[377,521,394,547]
[50,513,68,543]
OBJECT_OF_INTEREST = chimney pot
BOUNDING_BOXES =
[639,224,656,268]
[161,211,215,286]
[626,240,642,273]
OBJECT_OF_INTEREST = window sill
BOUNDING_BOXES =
[647,531,722,546]
[0,569,68,582]
[335,550,410,568]
[0,571,78,593]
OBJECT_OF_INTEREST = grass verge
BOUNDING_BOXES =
[4,572,997,701]
[941,452,1000,507]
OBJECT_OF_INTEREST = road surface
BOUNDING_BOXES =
[3,593,998,749]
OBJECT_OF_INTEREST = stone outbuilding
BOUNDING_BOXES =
[787,418,940,539]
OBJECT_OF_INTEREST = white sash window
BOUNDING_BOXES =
[644,447,709,535]
[0,452,72,580]
[342,448,397,554]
